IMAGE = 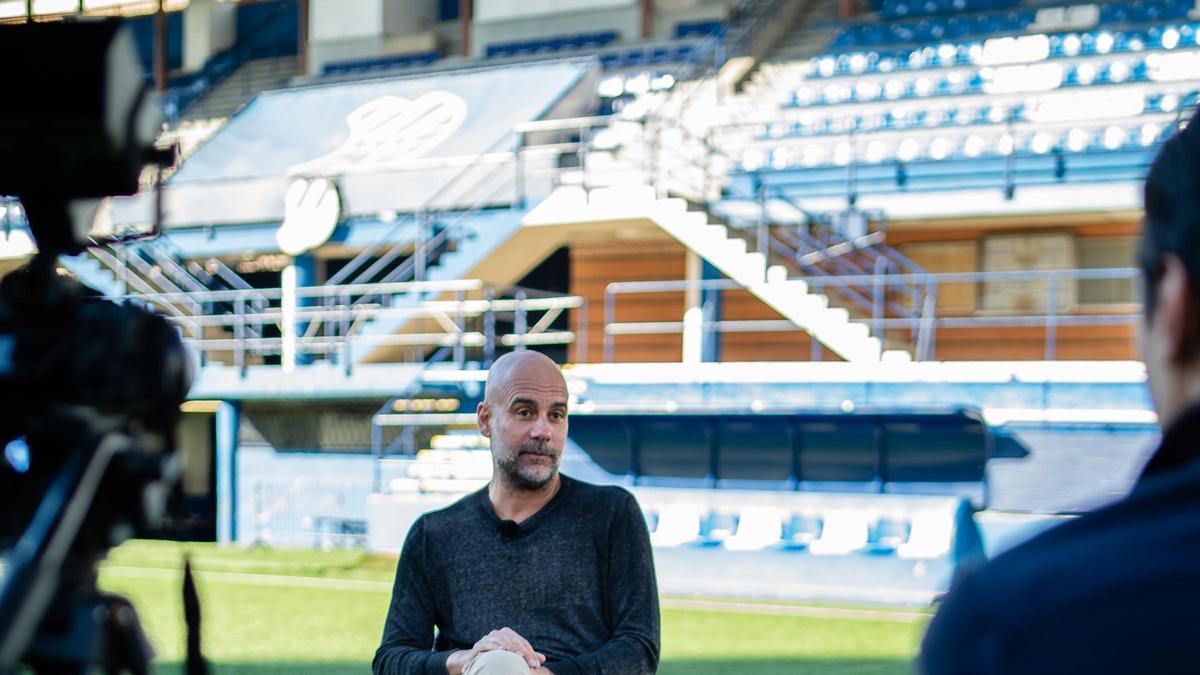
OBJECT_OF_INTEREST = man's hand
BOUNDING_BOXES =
[445,627,546,674]
[530,669,555,674]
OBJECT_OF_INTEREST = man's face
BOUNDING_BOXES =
[479,360,569,491]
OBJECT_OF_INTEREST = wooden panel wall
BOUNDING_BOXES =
[718,288,841,362]
[570,240,838,363]
[930,324,1137,361]
[571,240,687,363]
[890,219,1140,361]
[569,218,1141,363]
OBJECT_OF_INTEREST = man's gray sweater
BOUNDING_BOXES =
[372,475,660,675]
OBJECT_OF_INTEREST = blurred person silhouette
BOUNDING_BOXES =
[373,351,659,675]
[918,107,1200,673]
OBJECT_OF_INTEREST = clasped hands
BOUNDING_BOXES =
[446,627,555,675]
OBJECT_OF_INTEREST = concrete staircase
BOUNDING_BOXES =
[183,56,298,121]
[527,183,911,363]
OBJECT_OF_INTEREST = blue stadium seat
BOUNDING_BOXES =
[881,0,1019,20]
[782,514,824,550]
[321,50,442,76]
[1100,3,1129,23]
[865,518,911,554]
[675,19,722,39]
[673,44,697,61]
[483,30,620,60]
[697,510,739,546]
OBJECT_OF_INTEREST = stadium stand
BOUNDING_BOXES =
[163,0,300,122]
[484,30,619,58]
[5,0,1190,604]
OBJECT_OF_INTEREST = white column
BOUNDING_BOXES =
[215,401,240,546]
[183,0,236,72]
[281,262,297,373]
[682,250,703,364]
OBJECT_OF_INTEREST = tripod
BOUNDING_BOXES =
[0,262,205,674]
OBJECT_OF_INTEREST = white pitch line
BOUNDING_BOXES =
[101,566,930,620]
[660,598,930,621]
[101,565,393,592]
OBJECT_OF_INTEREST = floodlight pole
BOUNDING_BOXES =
[459,0,472,57]
[154,0,167,93]
[297,0,309,76]
[641,0,654,39]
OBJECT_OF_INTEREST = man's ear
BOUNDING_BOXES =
[1155,254,1196,365]
[477,402,492,438]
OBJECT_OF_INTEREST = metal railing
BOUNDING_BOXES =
[746,179,930,319]
[657,0,791,93]
[119,279,586,374]
[83,236,271,347]
[251,477,372,549]
[323,114,613,301]
[604,267,1139,362]
[625,102,937,352]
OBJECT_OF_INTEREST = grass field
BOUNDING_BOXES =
[98,541,928,674]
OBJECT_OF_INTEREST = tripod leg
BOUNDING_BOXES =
[182,559,208,675]
[101,595,154,675]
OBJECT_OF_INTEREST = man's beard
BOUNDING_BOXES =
[496,441,560,491]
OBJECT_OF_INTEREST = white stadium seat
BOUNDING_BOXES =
[724,506,785,552]
[898,510,955,559]
[649,503,702,548]
[808,510,869,556]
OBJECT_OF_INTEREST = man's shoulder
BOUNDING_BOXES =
[922,460,1200,672]
[977,459,1200,597]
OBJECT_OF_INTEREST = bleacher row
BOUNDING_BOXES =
[643,502,954,558]
[318,18,720,79]
[757,89,1191,140]
[322,50,441,77]
[731,75,1188,170]
[881,0,1021,20]
[696,0,1200,196]
[320,38,698,78]
[484,30,620,58]
[483,18,720,59]
[737,122,1168,172]
[814,21,1200,78]
[791,53,1200,109]
[837,0,1194,48]
[386,437,959,558]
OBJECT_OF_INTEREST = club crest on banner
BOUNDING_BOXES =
[277,91,469,255]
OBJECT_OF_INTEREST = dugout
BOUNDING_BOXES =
[566,406,990,505]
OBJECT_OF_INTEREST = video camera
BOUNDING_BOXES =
[0,19,197,674]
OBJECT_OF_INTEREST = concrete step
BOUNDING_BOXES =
[882,349,913,363]
[742,252,766,281]
[825,307,850,325]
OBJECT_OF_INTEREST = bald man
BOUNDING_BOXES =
[373,352,660,675]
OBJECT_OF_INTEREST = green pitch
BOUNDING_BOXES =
[98,541,927,675]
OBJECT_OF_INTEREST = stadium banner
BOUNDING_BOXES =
[112,60,594,229]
